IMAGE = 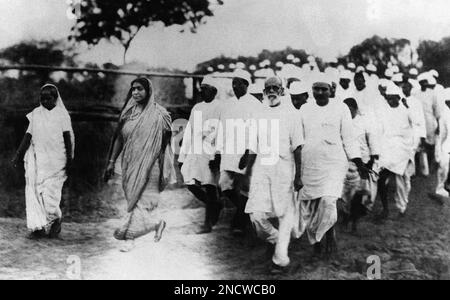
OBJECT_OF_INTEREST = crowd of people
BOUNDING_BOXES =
[10,57,450,271]
[178,59,450,270]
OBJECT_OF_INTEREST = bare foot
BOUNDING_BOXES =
[27,229,46,240]
[313,243,322,258]
[428,193,445,205]
[324,227,338,259]
[49,219,62,239]
[196,224,212,235]
[120,240,135,252]
[269,262,290,275]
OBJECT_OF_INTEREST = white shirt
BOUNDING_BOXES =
[406,95,426,147]
[336,86,354,102]
[178,100,222,184]
[379,104,415,175]
[437,106,450,156]
[245,102,304,216]
[178,101,221,163]
[416,88,441,145]
[298,100,361,200]
[352,115,380,163]
[215,93,262,174]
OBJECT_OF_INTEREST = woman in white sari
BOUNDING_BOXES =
[105,77,176,252]
[12,84,74,239]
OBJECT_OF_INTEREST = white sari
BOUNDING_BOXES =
[24,84,74,232]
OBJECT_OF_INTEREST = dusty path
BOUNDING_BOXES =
[1,174,449,280]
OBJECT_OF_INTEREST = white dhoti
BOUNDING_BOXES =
[250,209,295,267]
[341,162,379,212]
[296,100,361,244]
[297,196,338,244]
[245,103,303,267]
[246,160,296,267]
[435,151,450,197]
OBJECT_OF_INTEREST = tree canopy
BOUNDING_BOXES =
[340,35,415,76]
[69,0,223,64]
[0,40,77,83]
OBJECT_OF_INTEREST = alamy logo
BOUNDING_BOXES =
[66,255,82,280]
[176,111,281,166]
[366,255,381,280]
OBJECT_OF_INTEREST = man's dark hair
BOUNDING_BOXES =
[343,98,358,110]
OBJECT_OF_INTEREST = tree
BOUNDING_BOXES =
[341,35,413,76]
[69,0,223,64]
[196,47,313,74]
[0,40,75,66]
[417,37,450,86]
[0,40,76,83]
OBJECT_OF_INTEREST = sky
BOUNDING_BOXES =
[1,0,450,71]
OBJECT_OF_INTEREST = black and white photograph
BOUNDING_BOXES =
[0,0,449,282]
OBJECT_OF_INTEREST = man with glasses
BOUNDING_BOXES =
[296,75,369,256]
[241,77,303,270]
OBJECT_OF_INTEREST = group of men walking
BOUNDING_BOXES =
[178,61,450,270]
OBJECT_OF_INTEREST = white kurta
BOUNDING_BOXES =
[351,87,375,116]
[379,104,416,175]
[215,93,262,174]
[352,114,381,163]
[245,103,304,217]
[406,95,427,148]
[335,86,354,103]
[435,107,450,197]
[416,89,441,145]
[437,107,450,155]
[178,100,221,185]
[298,100,361,200]
[352,88,386,143]
[24,106,72,231]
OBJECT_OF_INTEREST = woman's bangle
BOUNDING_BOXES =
[109,160,115,163]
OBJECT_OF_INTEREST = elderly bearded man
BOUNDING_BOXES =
[296,75,370,256]
[241,77,303,269]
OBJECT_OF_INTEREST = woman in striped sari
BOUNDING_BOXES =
[105,77,176,252]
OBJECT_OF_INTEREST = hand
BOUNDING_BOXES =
[294,173,303,191]
[366,155,379,170]
[357,164,371,180]
[353,158,370,180]
[104,161,115,182]
[209,154,220,172]
[238,154,248,170]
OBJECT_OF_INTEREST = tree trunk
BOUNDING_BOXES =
[121,27,143,65]
[123,44,129,65]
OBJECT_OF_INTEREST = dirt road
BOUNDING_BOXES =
[1,174,449,280]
